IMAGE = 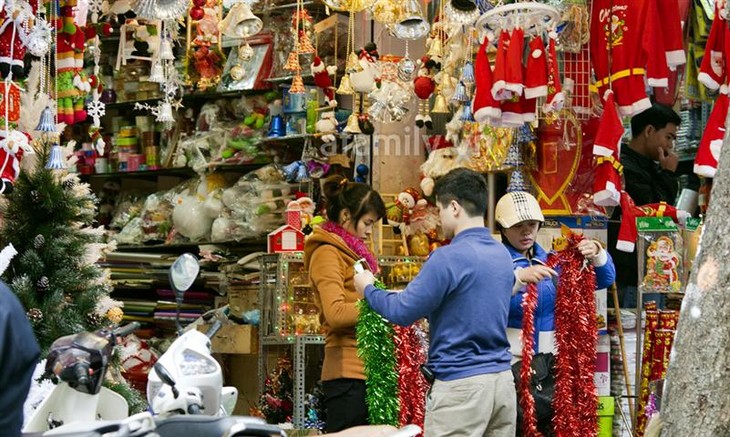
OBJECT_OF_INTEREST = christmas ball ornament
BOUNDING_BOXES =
[193,0,206,6]
[27,308,43,324]
[33,234,46,249]
[190,6,205,20]
[37,276,50,292]
[101,23,113,37]
[107,306,124,324]
[89,75,98,88]
[87,312,103,326]
[397,58,417,81]
[356,163,369,176]
[230,65,245,81]
[238,43,254,61]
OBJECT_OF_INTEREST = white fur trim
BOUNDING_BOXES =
[311,60,325,74]
[522,112,536,122]
[504,82,524,95]
[665,50,686,67]
[56,57,76,70]
[501,111,524,127]
[593,144,616,157]
[593,185,620,207]
[698,72,721,91]
[0,244,17,276]
[618,98,650,117]
[0,56,24,67]
[693,163,717,178]
[616,240,635,253]
[647,77,668,88]
[524,85,547,99]
[491,80,508,100]
[473,105,501,123]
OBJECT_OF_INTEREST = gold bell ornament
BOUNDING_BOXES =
[344,111,362,133]
[336,73,355,95]
[431,91,450,114]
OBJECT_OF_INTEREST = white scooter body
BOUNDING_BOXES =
[147,328,238,416]
[23,382,128,433]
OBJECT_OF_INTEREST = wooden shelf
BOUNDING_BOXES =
[114,238,267,253]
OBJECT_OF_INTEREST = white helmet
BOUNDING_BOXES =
[495,191,544,228]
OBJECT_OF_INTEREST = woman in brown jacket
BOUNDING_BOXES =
[303,174,386,432]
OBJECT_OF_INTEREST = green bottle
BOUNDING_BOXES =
[306,89,319,134]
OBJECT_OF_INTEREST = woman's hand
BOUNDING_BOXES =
[516,265,557,284]
[577,240,602,261]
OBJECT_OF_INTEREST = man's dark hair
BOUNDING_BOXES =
[630,103,681,138]
[433,168,487,218]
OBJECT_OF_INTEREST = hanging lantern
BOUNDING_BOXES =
[390,0,430,40]
[35,106,56,132]
[219,2,263,38]
[45,144,66,169]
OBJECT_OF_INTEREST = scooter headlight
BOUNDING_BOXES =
[181,349,217,376]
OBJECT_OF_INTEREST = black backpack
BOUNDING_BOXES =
[512,352,556,436]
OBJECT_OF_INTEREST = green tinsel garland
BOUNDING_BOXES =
[356,280,399,426]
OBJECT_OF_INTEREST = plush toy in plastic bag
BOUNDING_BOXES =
[637,217,684,294]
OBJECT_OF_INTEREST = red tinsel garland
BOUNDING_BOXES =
[549,233,598,437]
[394,324,428,436]
[520,283,543,437]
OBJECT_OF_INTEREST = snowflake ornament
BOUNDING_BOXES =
[87,100,106,127]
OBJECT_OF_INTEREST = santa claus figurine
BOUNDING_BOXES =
[311,56,337,107]
[0,129,31,194]
[0,0,35,79]
[414,56,437,129]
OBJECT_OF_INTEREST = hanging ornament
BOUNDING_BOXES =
[133,0,190,20]
[107,307,125,324]
[450,81,470,105]
[431,93,449,113]
[355,163,369,183]
[159,40,175,60]
[284,50,301,71]
[238,41,254,61]
[344,113,362,133]
[230,65,246,81]
[290,74,307,94]
[336,74,354,95]
[148,61,165,83]
[33,234,45,249]
[46,144,67,170]
[35,107,57,132]
[298,31,316,54]
[461,61,475,85]
[156,102,175,123]
[27,308,43,324]
[460,103,475,122]
[390,0,430,40]
[27,18,53,57]
[397,41,417,81]
[190,6,205,20]
[444,0,480,25]
[37,276,50,292]
[219,2,263,38]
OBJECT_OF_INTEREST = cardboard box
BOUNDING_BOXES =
[227,285,259,315]
[595,334,611,396]
[198,324,258,354]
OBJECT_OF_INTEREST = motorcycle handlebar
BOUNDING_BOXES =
[113,322,141,338]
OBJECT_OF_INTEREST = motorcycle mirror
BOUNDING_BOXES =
[154,362,179,398]
[169,253,200,334]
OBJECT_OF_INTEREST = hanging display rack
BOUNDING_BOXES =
[475,1,560,35]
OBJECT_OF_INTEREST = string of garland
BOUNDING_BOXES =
[356,280,399,427]
[549,233,598,437]
[394,324,428,431]
[519,283,542,437]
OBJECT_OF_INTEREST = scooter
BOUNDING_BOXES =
[146,253,238,417]
[23,321,141,434]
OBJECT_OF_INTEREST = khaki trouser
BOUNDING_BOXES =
[424,370,516,437]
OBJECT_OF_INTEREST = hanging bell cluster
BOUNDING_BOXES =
[219,2,263,38]
[390,0,430,40]
[45,144,66,169]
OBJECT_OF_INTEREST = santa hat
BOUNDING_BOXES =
[524,36,548,99]
[694,86,729,178]
[491,30,512,101]
[543,35,564,113]
[503,27,524,97]
[616,192,688,253]
[472,36,501,122]
[593,90,625,207]
[426,135,454,152]
[311,56,337,106]
[697,8,726,91]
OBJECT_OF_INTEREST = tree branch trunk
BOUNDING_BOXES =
[660,106,730,436]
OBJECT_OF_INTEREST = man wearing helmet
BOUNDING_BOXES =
[494,191,616,360]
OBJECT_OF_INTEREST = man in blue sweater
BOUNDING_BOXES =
[355,168,517,437]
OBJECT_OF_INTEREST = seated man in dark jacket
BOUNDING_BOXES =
[0,281,41,436]
[607,103,681,308]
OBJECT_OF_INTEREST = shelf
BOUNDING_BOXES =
[84,167,197,180]
[104,87,272,109]
[265,73,314,85]
[114,238,267,252]
[261,334,325,346]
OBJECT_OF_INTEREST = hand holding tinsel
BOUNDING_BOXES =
[548,230,598,436]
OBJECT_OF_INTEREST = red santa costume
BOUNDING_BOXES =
[0,0,34,79]
[592,90,625,207]
[543,35,564,114]
[616,192,688,253]
[590,0,670,116]
[472,36,501,123]
[0,129,29,194]
[311,56,337,107]
[491,30,512,101]
[694,85,729,178]
[697,6,727,91]
[660,0,687,69]
[503,27,524,97]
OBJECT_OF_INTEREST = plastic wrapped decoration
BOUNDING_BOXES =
[637,217,684,294]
